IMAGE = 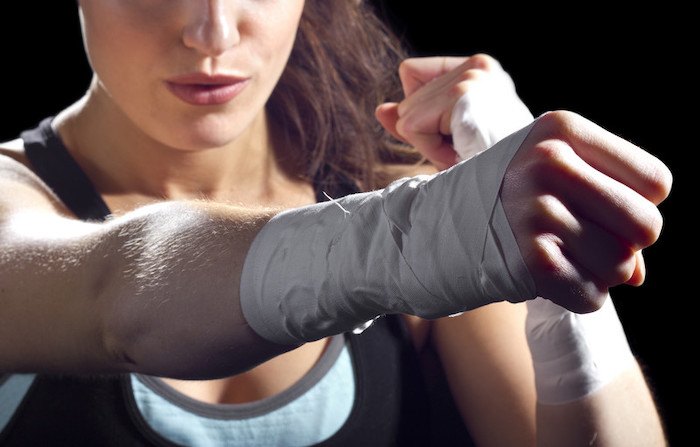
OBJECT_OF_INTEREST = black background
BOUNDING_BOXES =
[1,2,690,444]
[374,4,691,444]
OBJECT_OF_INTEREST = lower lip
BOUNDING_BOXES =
[165,80,249,106]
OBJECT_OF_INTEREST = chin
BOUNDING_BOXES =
[164,116,249,151]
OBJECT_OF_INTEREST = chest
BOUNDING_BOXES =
[161,338,330,405]
[0,317,439,447]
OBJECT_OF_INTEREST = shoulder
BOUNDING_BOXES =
[0,138,36,181]
[0,139,67,214]
[0,138,29,167]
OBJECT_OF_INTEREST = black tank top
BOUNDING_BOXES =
[0,118,475,446]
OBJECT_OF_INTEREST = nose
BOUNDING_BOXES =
[182,0,240,57]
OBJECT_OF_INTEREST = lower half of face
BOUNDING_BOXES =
[78,0,306,151]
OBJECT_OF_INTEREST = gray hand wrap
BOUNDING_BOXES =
[240,121,538,345]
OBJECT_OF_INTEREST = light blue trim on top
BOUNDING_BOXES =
[131,337,355,446]
[0,374,37,434]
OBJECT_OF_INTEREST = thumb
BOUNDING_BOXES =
[375,102,406,143]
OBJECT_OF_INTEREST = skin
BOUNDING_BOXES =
[74,0,323,401]
[3,0,320,396]
[376,56,659,310]
[378,54,669,445]
[0,1,671,445]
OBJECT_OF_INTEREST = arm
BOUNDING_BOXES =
[432,302,665,447]
[431,302,536,446]
[0,155,290,378]
[535,366,665,446]
[379,55,668,445]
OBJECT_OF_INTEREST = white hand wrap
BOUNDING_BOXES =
[449,75,635,405]
[526,296,636,404]
[240,122,538,345]
[451,68,534,161]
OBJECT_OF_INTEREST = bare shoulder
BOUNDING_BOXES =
[0,138,35,181]
[0,139,66,214]
[0,138,29,166]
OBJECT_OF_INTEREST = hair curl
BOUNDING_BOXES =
[266,0,422,192]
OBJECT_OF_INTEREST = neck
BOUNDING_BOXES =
[53,81,289,204]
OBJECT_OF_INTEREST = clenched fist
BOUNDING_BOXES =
[377,55,672,313]
[501,111,671,311]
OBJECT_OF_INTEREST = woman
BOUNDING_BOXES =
[0,1,670,445]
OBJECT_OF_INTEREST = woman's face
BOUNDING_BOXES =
[78,0,305,150]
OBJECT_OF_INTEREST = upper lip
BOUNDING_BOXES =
[166,73,249,85]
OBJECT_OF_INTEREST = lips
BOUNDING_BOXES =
[165,73,250,106]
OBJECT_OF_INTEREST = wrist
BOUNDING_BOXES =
[240,123,539,345]
[526,296,636,404]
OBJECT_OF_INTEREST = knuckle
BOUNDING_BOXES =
[449,80,471,97]
[623,202,663,249]
[530,234,565,277]
[596,243,636,286]
[530,139,575,174]
[528,236,608,313]
[453,69,481,86]
[398,58,421,82]
[612,251,637,285]
[647,160,674,203]
[468,53,500,71]
[536,110,584,138]
[649,207,664,241]
[532,195,565,228]
[398,58,417,76]
[518,139,586,195]
[638,206,664,247]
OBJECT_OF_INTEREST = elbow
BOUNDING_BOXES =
[97,284,141,373]
[91,247,143,373]
[101,321,139,373]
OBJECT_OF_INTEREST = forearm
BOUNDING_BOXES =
[240,121,538,345]
[536,364,666,446]
[102,201,292,378]
[527,297,666,446]
[0,200,290,377]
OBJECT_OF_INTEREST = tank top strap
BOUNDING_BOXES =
[21,117,111,222]
[20,119,359,219]
[6,118,470,446]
